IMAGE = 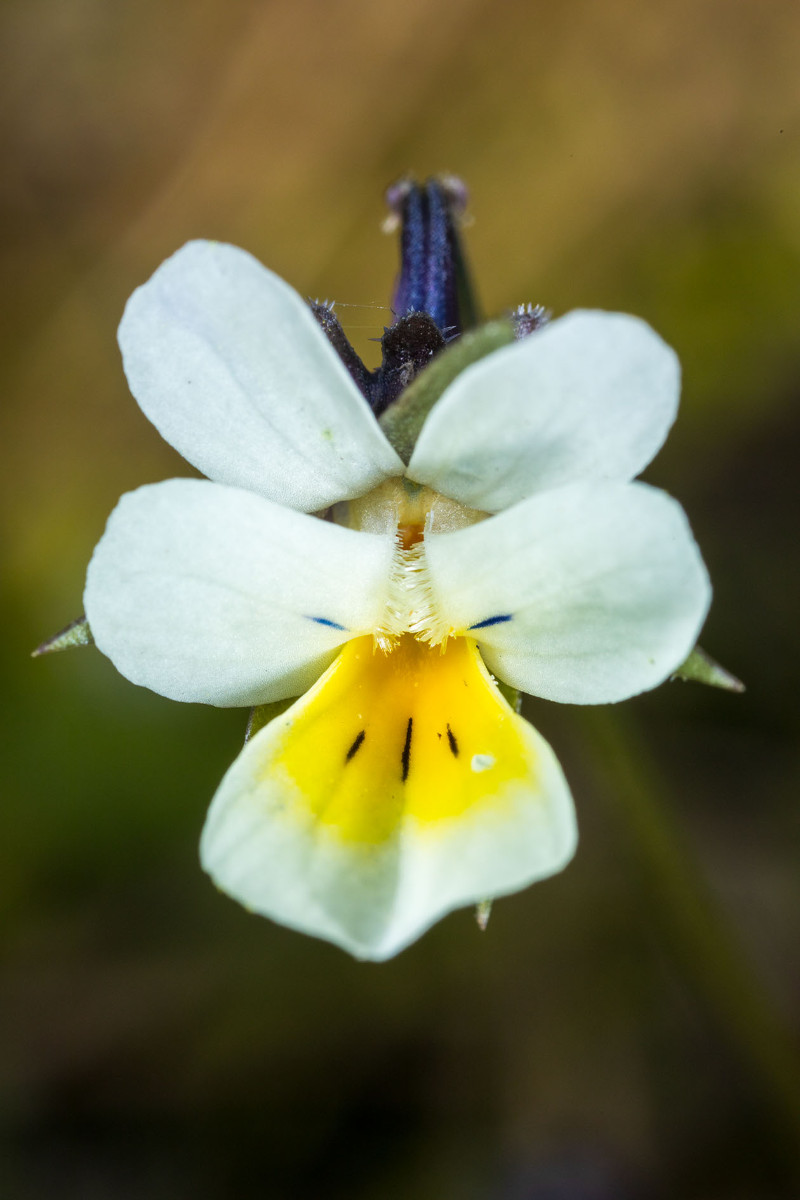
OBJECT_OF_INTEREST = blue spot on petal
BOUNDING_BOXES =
[469,614,512,630]
[306,616,348,631]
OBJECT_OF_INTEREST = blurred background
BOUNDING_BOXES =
[2,0,799,1196]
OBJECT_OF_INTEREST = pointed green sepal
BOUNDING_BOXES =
[475,899,493,931]
[496,679,522,713]
[672,646,745,693]
[244,696,298,743]
[379,317,516,462]
[32,616,94,657]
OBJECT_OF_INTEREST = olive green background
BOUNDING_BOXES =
[2,1,799,1196]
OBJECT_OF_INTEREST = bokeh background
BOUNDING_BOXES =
[3,1,799,1196]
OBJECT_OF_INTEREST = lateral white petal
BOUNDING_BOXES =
[408,310,680,511]
[425,481,711,704]
[200,638,576,961]
[118,241,402,511]
[84,479,395,706]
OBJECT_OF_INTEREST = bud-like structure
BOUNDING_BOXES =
[311,176,483,416]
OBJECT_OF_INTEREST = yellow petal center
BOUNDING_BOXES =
[264,635,539,845]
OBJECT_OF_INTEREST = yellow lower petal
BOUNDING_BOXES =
[265,634,541,844]
[201,633,577,958]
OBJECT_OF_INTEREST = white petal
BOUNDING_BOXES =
[424,481,711,704]
[84,479,395,706]
[407,310,680,511]
[201,635,576,960]
[118,241,402,510]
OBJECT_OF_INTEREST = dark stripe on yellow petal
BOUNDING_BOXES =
[345,729,366,762]
[401,718,413,782]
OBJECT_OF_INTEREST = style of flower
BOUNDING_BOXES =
[84,238,711,960]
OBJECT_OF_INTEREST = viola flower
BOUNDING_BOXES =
[82,188,710,961]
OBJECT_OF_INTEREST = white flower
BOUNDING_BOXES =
[84,240,711,960]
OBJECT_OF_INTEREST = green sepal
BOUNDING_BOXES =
[32,616,93,657]
[672,645,745,693]
[244,696,297,743]
[475,899,493,930]
[497,680,522,713]
[379,318,516,462]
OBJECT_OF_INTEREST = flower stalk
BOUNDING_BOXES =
[583,706,800,1163]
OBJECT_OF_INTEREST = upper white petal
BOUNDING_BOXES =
[84,479,395,706]
[424,481,711,704]
[407,310,680,511]
[118,241,402,511]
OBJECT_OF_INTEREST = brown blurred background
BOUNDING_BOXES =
[2,1,800,1197]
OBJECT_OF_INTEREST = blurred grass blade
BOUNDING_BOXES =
[583,708,800,1162]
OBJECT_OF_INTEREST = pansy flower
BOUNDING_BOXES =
[78,180,711,960]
